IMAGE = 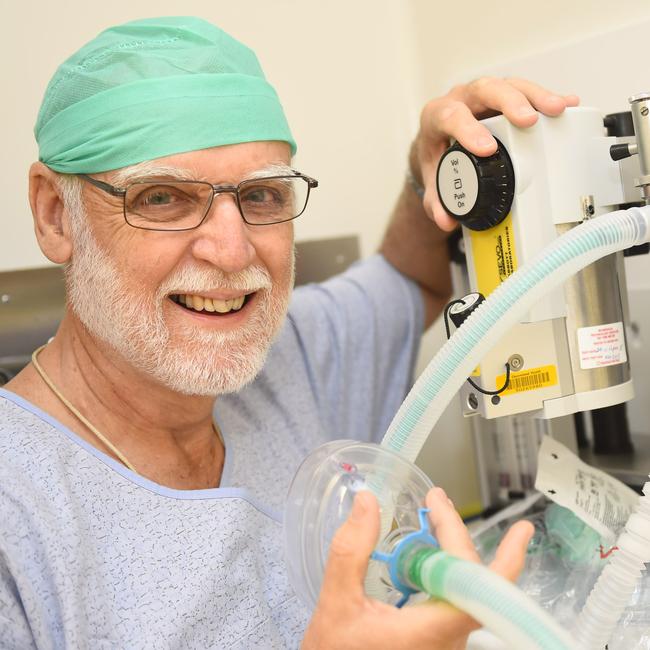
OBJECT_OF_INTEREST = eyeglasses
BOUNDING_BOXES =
[78,171,318,231]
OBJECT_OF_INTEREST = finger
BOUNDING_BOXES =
[397,597,480,644]
[505,78,579,116]
[431,202,459,232]
[564,94,581,106]
[319,491,380,600]
[489,520,534,582]
[420,170,460,232]
[421,98,497,157]
[462,77,540,127]
[425,488,479,562]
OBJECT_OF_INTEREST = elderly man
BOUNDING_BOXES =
[0,16,577,649]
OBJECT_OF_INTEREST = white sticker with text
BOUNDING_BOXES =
[535,436,639,540]
[577,321,627,370]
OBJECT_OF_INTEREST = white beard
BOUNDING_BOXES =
[65,218,293,396]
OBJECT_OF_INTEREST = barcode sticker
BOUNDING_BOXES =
[495,365,558,395]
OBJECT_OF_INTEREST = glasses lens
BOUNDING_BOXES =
[238,176,309,225]
[125,181,213,230]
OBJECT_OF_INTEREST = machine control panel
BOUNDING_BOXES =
[436,139,515,231]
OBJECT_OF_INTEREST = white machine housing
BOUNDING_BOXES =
[458,107,633,419]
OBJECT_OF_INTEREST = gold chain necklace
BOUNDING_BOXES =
[31,344,221,476]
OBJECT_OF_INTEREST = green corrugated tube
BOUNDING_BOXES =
[381,206,650,462]
[400,545,574,649]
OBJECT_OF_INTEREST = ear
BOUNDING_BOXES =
[28,162,74,264]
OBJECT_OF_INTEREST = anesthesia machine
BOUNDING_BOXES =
[285,95,650,649]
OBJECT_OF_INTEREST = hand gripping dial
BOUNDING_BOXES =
[436,138,515,231]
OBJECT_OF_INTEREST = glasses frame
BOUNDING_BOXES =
[77,171,319,231]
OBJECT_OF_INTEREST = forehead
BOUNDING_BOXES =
[104,140,293,183]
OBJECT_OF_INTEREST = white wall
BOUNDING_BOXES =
[409,0,650,100]
[4,1,650,510]
[1,0,422,271]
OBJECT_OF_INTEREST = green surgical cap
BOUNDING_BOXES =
[35,16,296,174]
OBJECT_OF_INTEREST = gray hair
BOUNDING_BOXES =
[55,173,86,230]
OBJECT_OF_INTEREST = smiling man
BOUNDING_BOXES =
[0,15,576,650]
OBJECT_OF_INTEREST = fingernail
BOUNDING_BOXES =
[476,135,494,148]
[518,106,536,117]
[350,493,367,522]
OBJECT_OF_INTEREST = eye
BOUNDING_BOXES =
[132,185,187,209]
[142,189,175,206]
[240,185,282,204]
[126,183,203,218]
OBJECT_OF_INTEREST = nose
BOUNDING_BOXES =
[189,192,256,273]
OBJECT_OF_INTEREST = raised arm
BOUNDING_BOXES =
[380,77,579,328]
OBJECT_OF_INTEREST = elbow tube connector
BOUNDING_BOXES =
[372,508,574,648]
[380,205,650,461]
[401,547,574,650]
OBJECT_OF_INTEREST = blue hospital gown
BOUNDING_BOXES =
[0,255,423,649]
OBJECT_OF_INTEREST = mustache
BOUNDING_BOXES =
[157,265,273,298]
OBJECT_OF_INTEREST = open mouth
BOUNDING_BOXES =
[168,292,253,315]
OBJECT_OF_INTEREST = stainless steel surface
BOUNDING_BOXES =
[294,235,360,286]
[625,286,650,437]
[616,135,644,204]
[0,266,66,383]
[558,223,630,393]
[628,92,650,103]
[629,94,650,202]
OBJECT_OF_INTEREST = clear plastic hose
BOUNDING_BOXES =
[401,546,574,650]
[574,477,650,649]
[380,206,650,462]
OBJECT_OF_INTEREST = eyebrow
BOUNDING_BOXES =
[112,161,296,186]
[111,162,195,186]
[243,163,295,180]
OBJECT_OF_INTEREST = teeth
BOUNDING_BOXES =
[213,299,230,313]
[174,293,247,314]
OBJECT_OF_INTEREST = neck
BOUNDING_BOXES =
[13,310,224,489]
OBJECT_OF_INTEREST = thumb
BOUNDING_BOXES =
[319,491,380,601]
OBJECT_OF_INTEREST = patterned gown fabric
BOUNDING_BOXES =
[0,255,423,649]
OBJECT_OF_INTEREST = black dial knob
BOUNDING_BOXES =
[448,292,485,329]
[436,138,515,231]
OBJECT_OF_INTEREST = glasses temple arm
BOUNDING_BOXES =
[78,174,126,197]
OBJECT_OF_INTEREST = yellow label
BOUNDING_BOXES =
[469,213,518,296]
[495,365,558,396]
[471,365,481,377]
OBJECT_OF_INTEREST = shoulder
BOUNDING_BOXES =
[291,254,418,305]
[0,389,57,452]
[0,391,66,499]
